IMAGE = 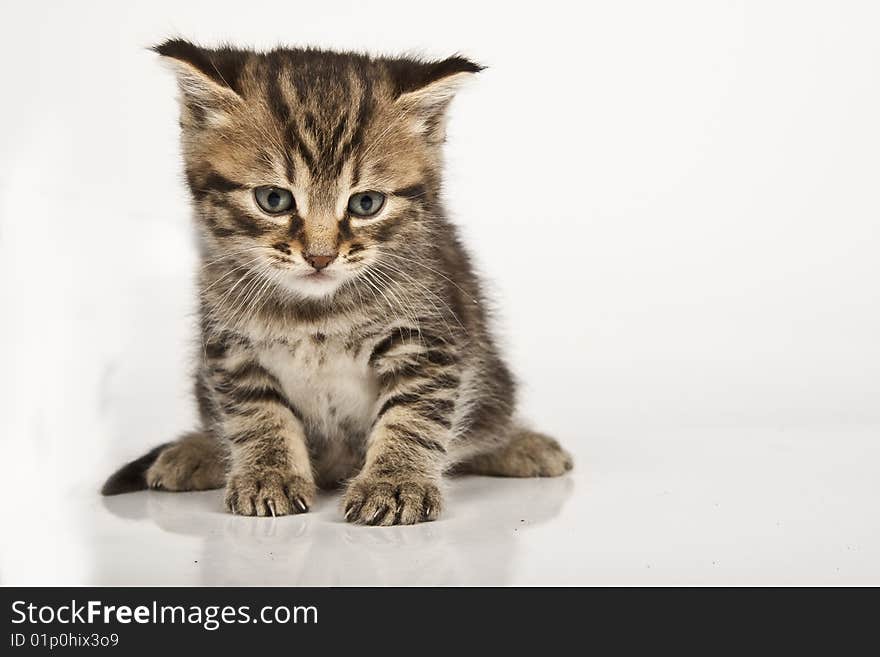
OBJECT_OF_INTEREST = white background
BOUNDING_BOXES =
[1,1,878,585]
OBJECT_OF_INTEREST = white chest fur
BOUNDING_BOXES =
[256,335,378,444]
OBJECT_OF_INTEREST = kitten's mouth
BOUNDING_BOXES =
[297,269,339,285]
[283,267,345,299]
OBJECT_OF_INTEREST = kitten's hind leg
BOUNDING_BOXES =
[453,427,573,477]
[101,431,226,495]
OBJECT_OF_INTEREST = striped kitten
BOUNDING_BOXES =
[102,40,572,525]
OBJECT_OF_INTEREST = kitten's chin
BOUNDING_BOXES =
[280,271,345,300]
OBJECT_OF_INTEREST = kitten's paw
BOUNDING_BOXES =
[342,477,443,526]
[455,430,574,478]
[224,470,315,517]
[513,432,574,476]
[145,433,225,492]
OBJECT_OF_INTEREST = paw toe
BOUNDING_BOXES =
[343,478,442,526]
[224,472,314,517]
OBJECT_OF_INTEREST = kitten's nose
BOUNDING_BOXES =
[304,253,336,271]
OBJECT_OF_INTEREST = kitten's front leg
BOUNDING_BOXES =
[223,413,315,517]
[344,329,459,525]
[206,339,316,516]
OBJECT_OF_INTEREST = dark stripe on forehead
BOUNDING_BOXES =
[317,117,349,177]
[303,111,319,138]
[350,155,363,188]
[266,57,374,181]
[280,149,295,183]
[286,121,317,173]
[329,116,349,153]
[303,73,355,178]
[265,58,290,124]
[290,67,312,104]
[284,64,326,178]
[265,58,296,181]
[333,68,373,176]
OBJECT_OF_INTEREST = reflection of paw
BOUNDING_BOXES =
[145,438,225,491]
[343,476,443,526]
[224,470,315,517]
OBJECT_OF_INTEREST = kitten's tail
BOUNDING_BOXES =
[101,442,171,495]
[100,432,226,495]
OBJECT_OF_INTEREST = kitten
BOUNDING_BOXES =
[102,40,572,525]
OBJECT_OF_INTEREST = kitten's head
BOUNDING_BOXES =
[155,40,481,299]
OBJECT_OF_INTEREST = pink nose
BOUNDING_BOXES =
[304,253,336,271]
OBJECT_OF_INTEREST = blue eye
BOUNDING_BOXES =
[348,192,385,217]
[254,186,294,214]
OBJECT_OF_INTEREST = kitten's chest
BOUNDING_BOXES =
[256,334,378,439]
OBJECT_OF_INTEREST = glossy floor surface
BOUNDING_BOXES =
[2,426,877,586]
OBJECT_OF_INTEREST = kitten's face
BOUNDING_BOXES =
[159,42,479,299]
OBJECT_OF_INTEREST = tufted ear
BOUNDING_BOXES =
[153,39,247,126]
[389,56,484,144]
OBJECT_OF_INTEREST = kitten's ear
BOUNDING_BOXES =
[153,39,245,126]
[390,56,484,144]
